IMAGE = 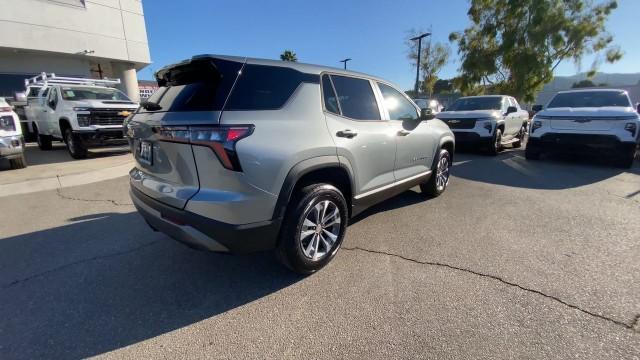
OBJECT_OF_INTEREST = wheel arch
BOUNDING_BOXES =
[273,156,355,221]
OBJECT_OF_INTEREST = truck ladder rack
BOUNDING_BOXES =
[25,72,121,87]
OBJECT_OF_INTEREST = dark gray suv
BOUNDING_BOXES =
[127,55,455,273]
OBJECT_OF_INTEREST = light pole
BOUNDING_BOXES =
[410,32,431,95]
[340,58,352,70]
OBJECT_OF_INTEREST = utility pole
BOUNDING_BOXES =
[410,32,431,95]
[340,58,352,70]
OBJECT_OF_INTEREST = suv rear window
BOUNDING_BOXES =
[224,64,319,111]
[141,58,243,113]
[547,91,631,108]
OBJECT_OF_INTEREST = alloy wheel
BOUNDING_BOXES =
[435,156,450,191]
[299,200,341,261]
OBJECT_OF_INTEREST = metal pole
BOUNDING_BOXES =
[340,58,351,70]
[415,38,422,95]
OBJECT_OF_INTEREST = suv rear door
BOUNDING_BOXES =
[128,57,244,208]
[322,74,396,195]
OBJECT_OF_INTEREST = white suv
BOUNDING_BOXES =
[436,95,529,155]
[527,89,640,168]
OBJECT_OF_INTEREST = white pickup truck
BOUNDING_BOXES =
[24,73,139,159]
[527,89,640,168]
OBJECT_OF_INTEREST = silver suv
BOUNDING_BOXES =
[127,55,455,274]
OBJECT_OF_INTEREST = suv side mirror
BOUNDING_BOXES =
[420,108,435,120]
[506,106,517,115]
[48,99,56,109]
[532,104,543,113]
[636,103,640,114]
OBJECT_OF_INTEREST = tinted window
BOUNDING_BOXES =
[225,64,319,111]
[331,75,380,120]
[448,97,503,111]
[28,87,42,97]
[322,75,340,114]
[378,83,418,121]
[547,91,631,108]
[141,58,243,113]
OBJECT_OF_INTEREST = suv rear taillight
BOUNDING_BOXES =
[0,107,12,112]
[156,126,254,171]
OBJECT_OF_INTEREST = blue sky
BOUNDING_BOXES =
[139,0,640,90]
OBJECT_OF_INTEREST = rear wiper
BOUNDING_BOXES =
[141,101,162,111]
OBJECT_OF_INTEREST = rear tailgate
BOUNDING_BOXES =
[128,57,244,209]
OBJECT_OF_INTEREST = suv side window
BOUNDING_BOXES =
[321,74,340,115]
[377,83,419,121]
[48,87,58,110]
[330,75,381,120]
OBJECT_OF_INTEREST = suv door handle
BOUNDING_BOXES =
[336,129,358,138]
[397,130,411,136]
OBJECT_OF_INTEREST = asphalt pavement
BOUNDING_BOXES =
[1,148,639,359]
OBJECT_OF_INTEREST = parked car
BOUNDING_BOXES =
[25,73,138,159]
[0,97,26,169]
[436,95,529,155]
[526,89,640,168]
[126,55,455,274]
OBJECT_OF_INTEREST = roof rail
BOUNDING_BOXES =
[24,72,121,88]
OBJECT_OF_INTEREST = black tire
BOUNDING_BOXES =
[9,153,27,169]
[64,127,88,159]
[512,124,527,148]
[525,144,541,160]
[276,183,348,274]
[34,125,53,150]
[420,148,451,197]
[488,128,502,155]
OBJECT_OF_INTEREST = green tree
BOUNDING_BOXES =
[406,30,451,96]
[280,50,298,62]
[450,0,622,102]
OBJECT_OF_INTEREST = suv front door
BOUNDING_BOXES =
[322,74,397,196]
[376,82,437,181]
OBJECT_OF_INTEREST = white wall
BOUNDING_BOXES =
[0,0,150,67]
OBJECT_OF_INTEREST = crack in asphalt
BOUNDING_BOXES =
[341,246,639,333]
[1,241,159,290]
[55,187,134,206]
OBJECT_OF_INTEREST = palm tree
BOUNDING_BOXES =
[280,50,298,62]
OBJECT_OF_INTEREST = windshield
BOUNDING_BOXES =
[447,97,502,111]
[547,91,631,108]
[60,87,131,101]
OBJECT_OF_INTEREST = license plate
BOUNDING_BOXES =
[138,141,153,165]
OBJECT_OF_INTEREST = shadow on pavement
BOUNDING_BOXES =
[453,147,639,190]
[21,143,130,167]
[0,212,301,359]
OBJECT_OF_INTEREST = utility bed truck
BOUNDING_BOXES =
[24,73,139,158]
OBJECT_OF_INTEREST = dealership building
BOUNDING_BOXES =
[0,0,151,101]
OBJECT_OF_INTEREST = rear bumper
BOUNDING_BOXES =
[528,133,638,154]
[130,186,281,254]
[73,129,127,147]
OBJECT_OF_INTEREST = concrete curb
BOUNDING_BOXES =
[0,162,133,198]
